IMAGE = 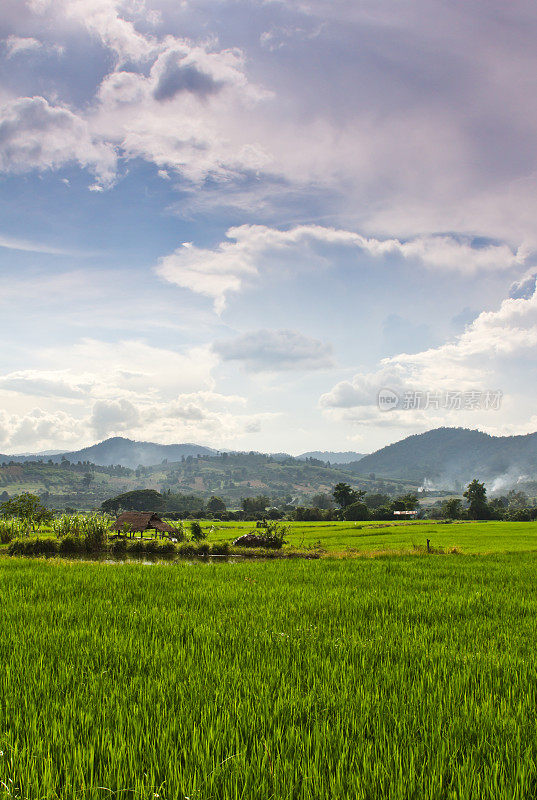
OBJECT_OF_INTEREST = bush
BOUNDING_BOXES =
[125,539,146,556]
[177,542,210,558]
[0,527,11,545]
[210,542,230,556]
[343,502,370,521]
[169,520,185,541]
[82,515,109,551]
[124,540,178,559]
[505,509,532,522]
[59,535,85,555]
[156,542,177,558]
[8,538,58,557]
[53,514,84,538]
[109,538,127,557]
[190,521,206,542]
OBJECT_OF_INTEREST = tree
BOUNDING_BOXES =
[101,489,165,513]
[391,493,419,511]
[310,492,334,510]
[165,493,205,514]
[343,501,370,521]
[363,492,390,509]
[0,493,53,526]
[440,498,463,519]
[506,490,529,510]
[82,472,93,487]
[463,479,490,519]
[332,483,364,508]
[241,495,270,513]
[207,496,226,513]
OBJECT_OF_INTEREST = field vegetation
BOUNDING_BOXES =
[1,554,537,798]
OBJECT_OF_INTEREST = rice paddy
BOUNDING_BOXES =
[1,552,537,799]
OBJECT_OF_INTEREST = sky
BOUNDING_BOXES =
[1,0,537,455]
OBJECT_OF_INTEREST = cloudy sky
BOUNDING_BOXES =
[1,0,537,455]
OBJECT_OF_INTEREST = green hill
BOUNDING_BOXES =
[0,452,415,511]
[347,427,537,488]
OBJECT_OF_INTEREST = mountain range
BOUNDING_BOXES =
[347,427,537,489]
[0,438,365,469]
[0,438,217,468]
[2,428,537,491]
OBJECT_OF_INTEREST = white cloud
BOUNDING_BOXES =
[0,96,117,185]
[5,0,537,250]
[320,285,537,434]
[4,36,42,57]
[93,39,271,183]
[0,371,87,399]
[214,329,334,371]
[42,338,218,401]
[0,338,270,450]
[157,224,526,311]
[0,339,216,403]
[0,233,95,256]
[90,398,141,437]
[28,0,156,63]
[3,34,64,58]
[0,408,84,452]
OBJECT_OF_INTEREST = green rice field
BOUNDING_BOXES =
[205,518,537,555]
[1,549,537,799]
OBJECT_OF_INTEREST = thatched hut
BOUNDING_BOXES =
[113,511,175,537]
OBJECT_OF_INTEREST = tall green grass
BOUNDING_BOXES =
[1,555,537,798]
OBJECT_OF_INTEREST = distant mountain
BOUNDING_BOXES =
[346,427,537,489]
[0,449,413,511]
[0,439,366,469]
[297,451,365,464]
[63,438,218,468]
[0,437,217,468]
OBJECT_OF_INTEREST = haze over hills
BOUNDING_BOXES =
[2,428,537,492]
[346,427,537,489]
[0,438,217,469]
[0,439,366,469]
[297,451,365,464]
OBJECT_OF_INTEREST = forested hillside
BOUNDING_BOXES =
[0,452,414,511]
[348,427,537,487]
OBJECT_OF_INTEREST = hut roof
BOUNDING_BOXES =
[113,511,175,533]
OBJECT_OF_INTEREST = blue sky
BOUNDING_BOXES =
[1,0,537,454]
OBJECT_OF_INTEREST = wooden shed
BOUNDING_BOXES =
[113,511,175,537]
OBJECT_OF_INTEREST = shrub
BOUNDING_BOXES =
[8,538,58,557]
[169,520,185,541]
[82,515,110,551]
[59,535,85,555]
[190,521,206,542]
[0,527,11,545]
[177,542,210,558]
[126,539,146,556]
[177,543,198,557]
[211,542,230,556]
[343,502,370,521]
[505,509,532,522]
[109,538,127,557]
[156,541,177,558]
[144,539,161,556]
